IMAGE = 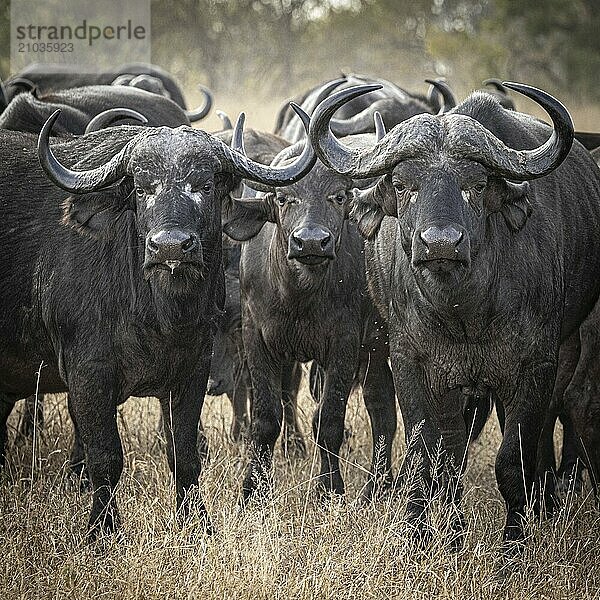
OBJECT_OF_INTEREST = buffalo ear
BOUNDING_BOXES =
[488,179,532,232]
[223,194,276,241]
[62,180,133,237]
[350,177,397,240]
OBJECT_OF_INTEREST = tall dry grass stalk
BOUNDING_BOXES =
[2,379,600,599]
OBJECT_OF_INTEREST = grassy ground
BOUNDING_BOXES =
[2,380,600,599]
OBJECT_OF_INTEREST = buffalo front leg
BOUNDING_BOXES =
[312,343,357,496]
[242,328,283,504]
[359,345,397,499]
[496,361,556,548]
[556,412,584,494]
[0,396,15,469]
[389,349,462,541]
[281,361,306,459]
[68,376,123,541]
[67,394,90,489]
[229,346,251,442]
[160,364,211,532]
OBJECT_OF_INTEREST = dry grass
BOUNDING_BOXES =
[2,375,600,600]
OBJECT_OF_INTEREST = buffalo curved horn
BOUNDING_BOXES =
[308,78,347,114]
[6,76,37,99]
[38,110,133,193]
[310,82,573,182]
[483,78,509,94]
[186,85,213,122]
[374,111,386,141]
[213,103,316,187]
[425,79,457,114]
[329,98,392,137]
[0,78,7,112]
[451,82,574,180]
[231,113,246,154]
[217,110,233,130]
[308,84,395,176]
[85,108,148,133]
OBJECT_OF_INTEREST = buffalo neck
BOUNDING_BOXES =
[397,221,526,341]
[126,218,220,340]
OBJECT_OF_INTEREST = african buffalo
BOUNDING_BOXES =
[0,106,314,540]
[482,79,516,110]
[224,124,397,502]
[211,125,309,451]
[0,85,189,134]
[308,82,600,549]
[277,76,456,142]
[574,131,600,152]
[208,235,307,453]
[556,300,600,492]
[5,63,211,122]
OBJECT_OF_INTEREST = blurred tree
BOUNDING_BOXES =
[0,0,596,104]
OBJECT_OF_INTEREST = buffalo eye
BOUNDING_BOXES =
[392,180,407,193]
[472,182,486,194]
[200,181,213,194]
[332,192,347,205]
[276,194,287,206]
[135,187,145,197]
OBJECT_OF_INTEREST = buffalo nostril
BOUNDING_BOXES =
[293,235,303,251]
[420,226,463,248]
[147,237,159,253]
[320,234,331,249]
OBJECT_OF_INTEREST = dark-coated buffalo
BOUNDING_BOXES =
[482,79,516,110]
[0,106,314,540]
[277,76,456,143]
[0,86,189,134]
[574,131,600,152]
[6,63,211,122]
[8,106,144,445]
[209,230,307,454]
[309,82,600,549]
[210,125,309,449]
[554,300,600,492]
[224,128,397,502]
[327,77,456,138]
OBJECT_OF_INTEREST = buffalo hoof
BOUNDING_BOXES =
[241,463,273,506]
[87,509,122,545]
[446,512,467,553]
[359,473,394,502]
[282,433,307,460]
[556,463,584,497]
[315,472,345,499]
[501,515,527,556]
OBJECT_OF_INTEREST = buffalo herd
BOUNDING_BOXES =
[1,63,600,553]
